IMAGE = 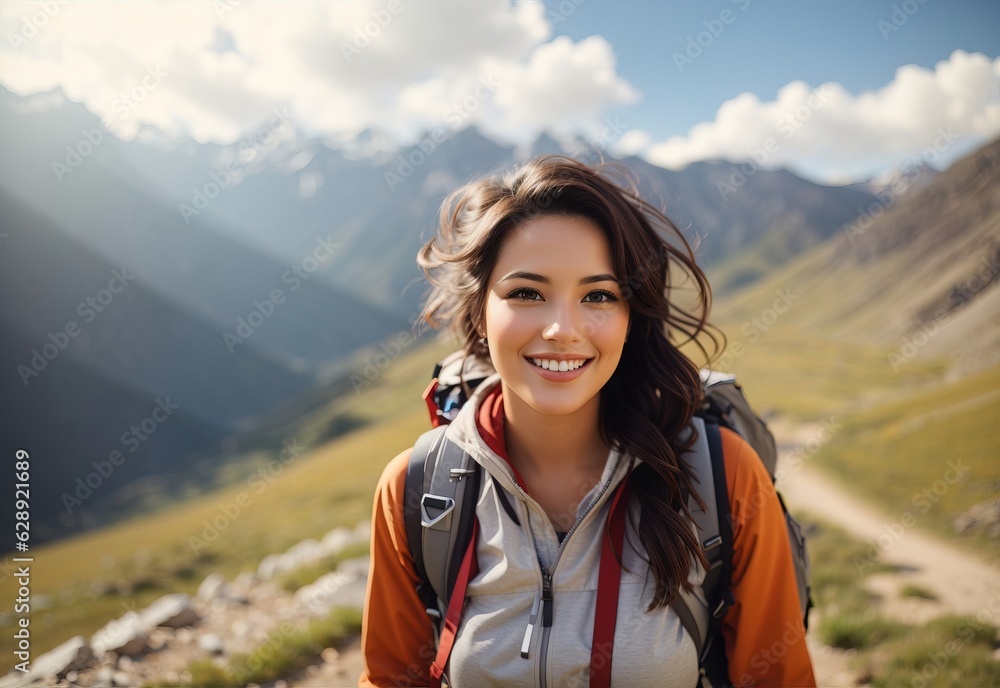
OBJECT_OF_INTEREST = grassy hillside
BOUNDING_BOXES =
[0,335,457,670]
[810,364,1000,548]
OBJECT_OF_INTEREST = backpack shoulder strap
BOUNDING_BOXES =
[676,418,735,687]
[702,420,735,685]
[404,425,482,619]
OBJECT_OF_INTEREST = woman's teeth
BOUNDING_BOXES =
[531,358,587,372]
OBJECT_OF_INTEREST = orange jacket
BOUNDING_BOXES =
[360,389,815,687]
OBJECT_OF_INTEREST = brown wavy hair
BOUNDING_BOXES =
[417,155,723,610]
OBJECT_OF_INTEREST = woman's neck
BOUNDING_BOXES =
[499,384,610,479]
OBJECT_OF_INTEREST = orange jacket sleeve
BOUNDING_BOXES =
[720,428,816,688]
[359,448,437,688]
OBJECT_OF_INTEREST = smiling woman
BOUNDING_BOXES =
[486,215,629,421]
[359,156,816,687]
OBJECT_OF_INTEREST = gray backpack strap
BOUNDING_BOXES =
[676,416,718,656]
[672,590,706,654]
[404,425,482,620]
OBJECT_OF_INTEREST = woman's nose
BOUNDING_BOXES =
[542,303,583,344]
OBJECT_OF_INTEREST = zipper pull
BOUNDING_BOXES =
[541,568,553,627]
[520,591,540,659]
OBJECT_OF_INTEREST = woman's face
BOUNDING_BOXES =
[483,214,630,418]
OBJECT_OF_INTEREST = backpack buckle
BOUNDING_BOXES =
[449,468,476,481]
[711,590,735,619]
[421,494,456,529]
[702,534,723,569]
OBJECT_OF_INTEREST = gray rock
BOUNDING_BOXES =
[256,554,281,581]
[320,528,353,557]
[234,570,256,591]
[10,636,92,684]
[954,497,1000,534]
[337,556,371,577]
[294,570,367,616]
[91,612,148,657]
[198,633,225,655]
[231,619,250,638]
[112,670,132,686]
[196,573,230,602]
[283,539,323,570]
[140,593,201,629]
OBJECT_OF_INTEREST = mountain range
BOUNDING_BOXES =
[714,136,1000,374]
[2,83,944,544]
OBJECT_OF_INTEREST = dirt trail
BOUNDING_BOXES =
[774,421,1000,686]
[777,428,1000,623]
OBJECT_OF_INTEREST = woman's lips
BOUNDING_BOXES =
[525,356,593,381]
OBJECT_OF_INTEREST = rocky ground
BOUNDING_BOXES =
[1,524,372,688]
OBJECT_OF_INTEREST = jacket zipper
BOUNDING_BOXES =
[513,454,626,687]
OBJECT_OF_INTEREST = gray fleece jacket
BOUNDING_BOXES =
[440,375,703,687]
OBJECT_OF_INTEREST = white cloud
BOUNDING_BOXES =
[643,50,1000,182]
[609,128,651,158]
[0,0,637,148]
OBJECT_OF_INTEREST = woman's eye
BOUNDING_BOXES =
[583,290,619,304]
[507,288,543,301]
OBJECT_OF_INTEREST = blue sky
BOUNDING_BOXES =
[555,0,1000,137]
[1,0,997,183]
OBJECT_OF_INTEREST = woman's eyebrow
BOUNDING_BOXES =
[499,271,619,285]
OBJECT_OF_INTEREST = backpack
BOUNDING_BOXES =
[404,350,811,687]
